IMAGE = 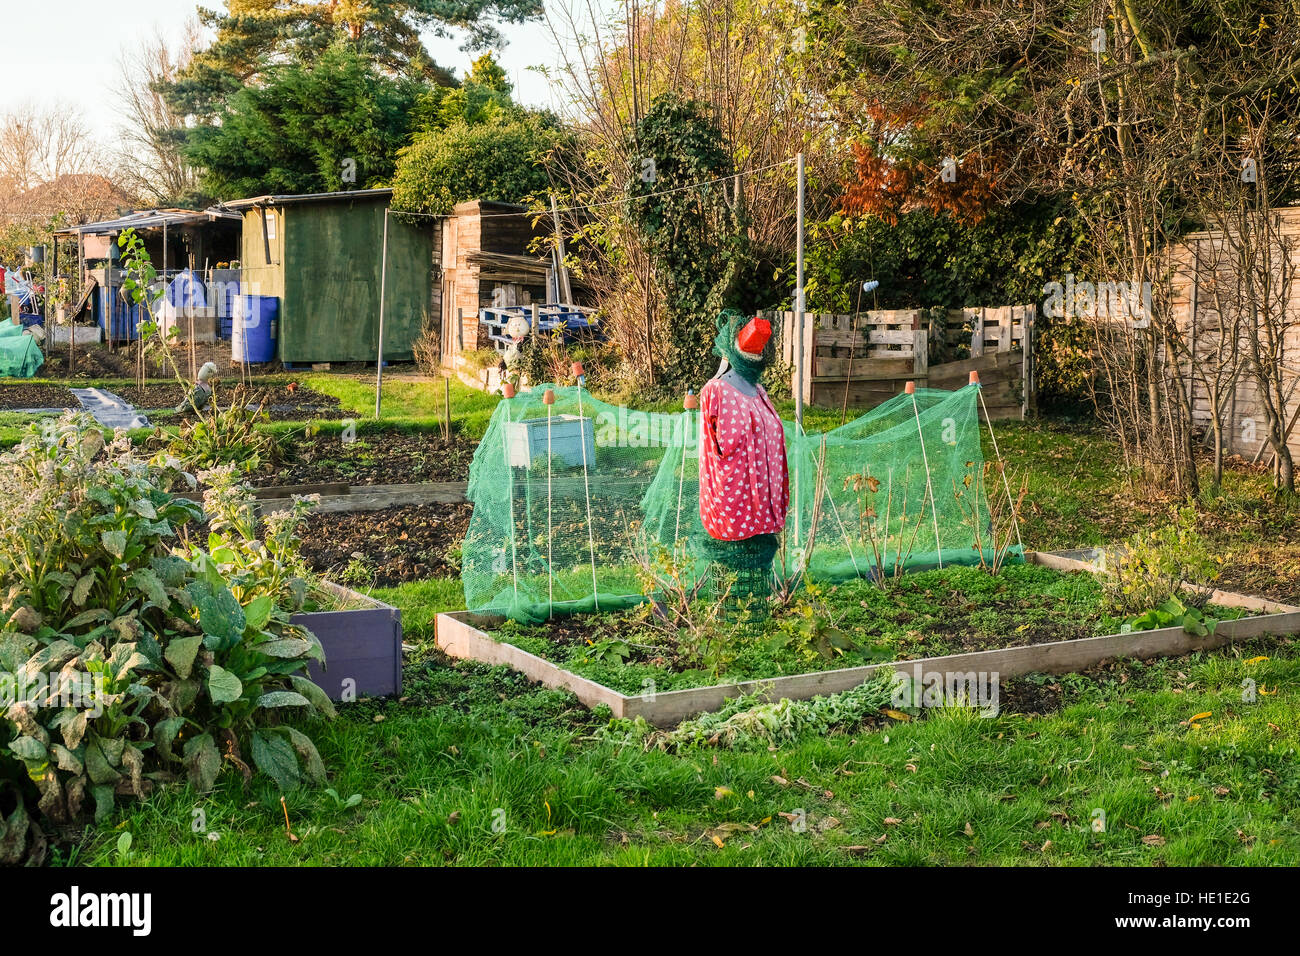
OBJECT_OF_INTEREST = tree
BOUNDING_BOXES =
[115,24,205,207]
[626,93,749,387]
[0,103,105,198]
[185,44,425,199]
[813,0,1300,495]
[392,112,566,215]
[166,0,543,119]
[547,0,824,388]
[416,52,517,131]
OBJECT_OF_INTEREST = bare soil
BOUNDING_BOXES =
[254,432,476,487]
[298,503,473,586]
[0,384,78,410]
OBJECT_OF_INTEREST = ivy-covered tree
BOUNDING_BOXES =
[628,93,751,388]
[185,44,423,199]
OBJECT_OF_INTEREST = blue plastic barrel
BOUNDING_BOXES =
[232,295,279,363]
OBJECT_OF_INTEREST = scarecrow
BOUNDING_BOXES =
[695,309,789,611]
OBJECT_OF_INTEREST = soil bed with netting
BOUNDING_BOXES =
[487,562,1258,694]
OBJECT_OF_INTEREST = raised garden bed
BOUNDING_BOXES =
[259,431,477,486]
[299,502,472,586]
[294,581,403,701]
[0,383,78,410]
[436,551,1300,725]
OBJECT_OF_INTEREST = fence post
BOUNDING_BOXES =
[912,328,928,381]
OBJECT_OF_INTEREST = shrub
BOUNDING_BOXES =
[1100,507,1221,614]
[392,115,566,216]
[155,386,285,475]
[0,416,332,862]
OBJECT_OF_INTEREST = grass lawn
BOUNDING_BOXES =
[301,374,500,439]
[75,636,1300,866]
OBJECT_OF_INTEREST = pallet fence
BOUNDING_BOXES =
[771,305,1037,419]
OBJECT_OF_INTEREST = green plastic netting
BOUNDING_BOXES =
[0,321,44,379]
[462,383,1021,623]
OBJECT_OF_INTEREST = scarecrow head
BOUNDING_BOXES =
[712,309,773,384]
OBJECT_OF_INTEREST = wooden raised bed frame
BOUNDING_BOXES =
[435,551,1300,727]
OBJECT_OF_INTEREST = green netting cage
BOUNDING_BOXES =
[0,321,44,379]
[462,382,1021,623]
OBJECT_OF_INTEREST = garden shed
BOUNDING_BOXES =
[1168,206,1300,462]
[435,199,590,378]
[53,207,243,340]
[223,189,434,365]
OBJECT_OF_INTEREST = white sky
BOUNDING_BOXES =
[7,0,604,142]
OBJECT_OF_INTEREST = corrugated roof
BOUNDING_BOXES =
[53,207,240,236]
[220,188,393,210]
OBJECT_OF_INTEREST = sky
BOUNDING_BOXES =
[7,0,603,142]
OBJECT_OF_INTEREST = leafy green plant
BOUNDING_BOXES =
[0,416,333,854]
[601,671,898,752]
[768,593,856,662]
[583,637,632,665]
[1101,507,1221,614]
[114,831,133,863]
[155,387,287,475]
[1125,595,1221,638]
[322,788,362,812]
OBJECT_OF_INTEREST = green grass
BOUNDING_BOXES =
[0,411,56,448]
[368,578,466,644]
[75,638,1300,866]
[302,374,500,438]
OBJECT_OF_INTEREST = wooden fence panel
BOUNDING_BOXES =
[774,305,1036,419]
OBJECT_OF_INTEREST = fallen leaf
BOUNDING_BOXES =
[771,775,788,786]
[1141,834,1166,847]
[881,709,912,721]
[883,817,903,826]
[714,786,735,800]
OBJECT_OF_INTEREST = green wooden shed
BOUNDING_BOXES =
[223,189,432,364]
